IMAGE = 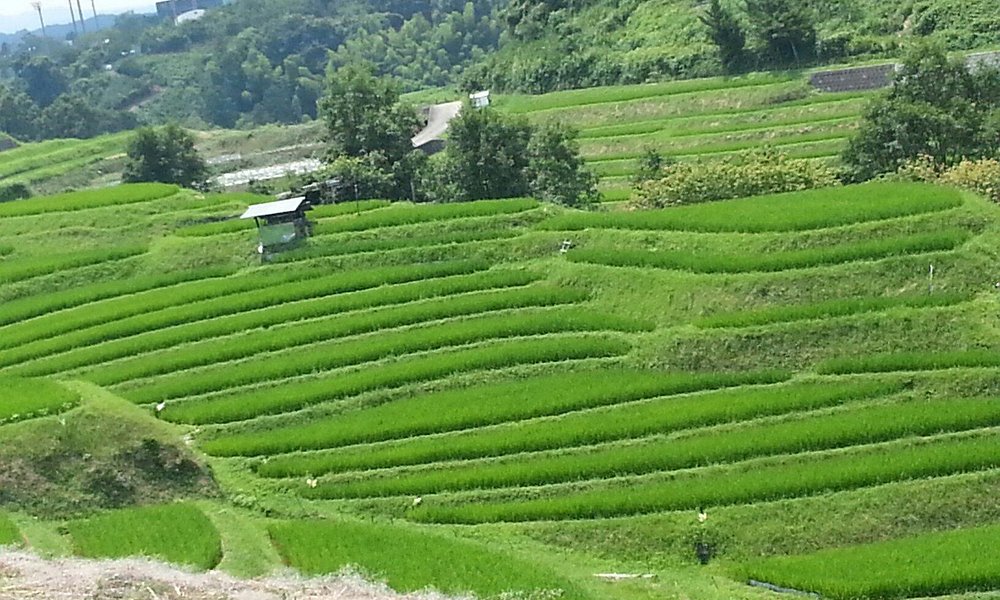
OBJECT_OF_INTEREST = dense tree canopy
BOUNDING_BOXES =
[122,125,208,188]
[844,43,1000,180]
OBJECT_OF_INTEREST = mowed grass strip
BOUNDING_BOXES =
[694,293,968,328]
[0,245,146,285]
[163,335,631,425]
[0,260,486,366]
[576,96,867,139]
[307,397,1000,498]
[313,198,538,234]
[269,520,591,600]
[819,349,1000,374]
[0,377,79,424]
[499,72,795,114]
[0,266,235,328]
[21,270,544,380]
[568,229,968,273]
[0,183,177,217]
[739,524,1000,600]
[540,183,963,233]
[120,306,633,403]
[66,504,222,570]
[205,370,787,457]
[410,432,1000,523]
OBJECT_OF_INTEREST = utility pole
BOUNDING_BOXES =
[90,0,97,20]
[30,2,47,37]
[67,0,78,33]
[76,0,87,32]
[169,0,178,23]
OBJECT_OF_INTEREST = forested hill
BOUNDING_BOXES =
[1,0,999,140]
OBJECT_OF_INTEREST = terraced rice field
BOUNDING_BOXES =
[2,179,1000,600]
[496,73,874,196]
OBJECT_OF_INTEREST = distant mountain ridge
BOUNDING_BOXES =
[1,14,124,48]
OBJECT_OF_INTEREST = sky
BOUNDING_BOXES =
[0,0,157,33]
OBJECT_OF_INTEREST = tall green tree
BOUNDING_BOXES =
[122,125,208,188]
[699,0,746,72]
[319,62,420,164]
[440,107,532,200]
[525,122,598,207]
[745,0,816,64]
[844,43,999,180]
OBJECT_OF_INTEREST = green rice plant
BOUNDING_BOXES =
[0,245,146,285]
[308,396,1000,498]
[0,377,79,424]
[0,513,18,546]
[273,227,522,263]
[499,73,795,114]
[739,524,1000,599]
[121,305,631,403]
[540,183,964,233]
[410,431,1000,523]
[174,201,391,237]
[268,519,591,599]
[0,135,127,181]
[164,335,631,425]
[47,272,546,383]
[66,504,222,570]
[694,293,969,328]
[0,265,323,352]
[0,183,177,217]
[310,200,392,218]
[256,379,895,477]
[0,266,236,327]
[818,349,1000,375]
[577,96,867,140]
[205,369,786,457]
[0,260,486,366]
[312,199,538,234]
[568,229,969,273]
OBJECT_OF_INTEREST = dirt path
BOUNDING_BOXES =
[0,549,460,600]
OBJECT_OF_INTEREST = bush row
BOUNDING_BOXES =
[205,369,786,457]
[164,335,631,425]
[308,396,1000,498]
[0,260,486,367]
[0,266,235,328]
[0,245,146,286]
[23,270,542,380]
[312,199,538,234]
[66,504,221,570]
[568,229,968,273]
[0,183,176,218]
[256,379,894,477]
[410,432,1000,523]
[0,377,79,425]
[739,524,1000,600]
[540,183,963,233]
[818,349,1000,375]
[694,293,968,329]
[121,305,626,403]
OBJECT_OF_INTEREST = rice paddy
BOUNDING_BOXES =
[2,120,1000,600]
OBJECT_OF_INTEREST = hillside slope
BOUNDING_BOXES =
[1,182,1000,599]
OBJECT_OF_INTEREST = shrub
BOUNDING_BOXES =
[0,183,31,203]
[0,514,18,546]
[896,155,1000,202]
[632,147,840,208]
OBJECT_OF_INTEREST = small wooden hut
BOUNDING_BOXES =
[240,196,313,255]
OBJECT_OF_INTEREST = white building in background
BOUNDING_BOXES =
[470,90,490,109]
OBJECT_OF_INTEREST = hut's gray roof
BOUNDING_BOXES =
[240,197,307,220]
